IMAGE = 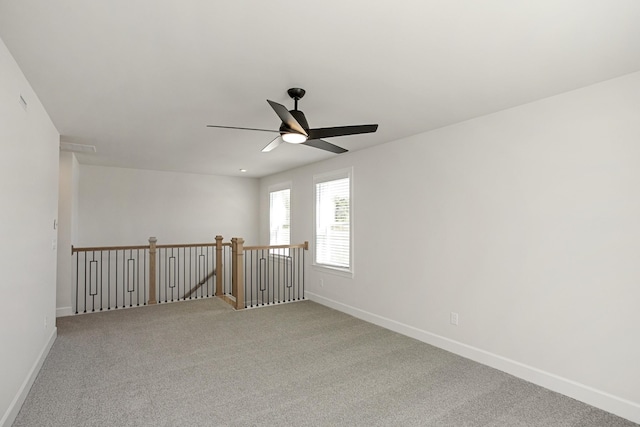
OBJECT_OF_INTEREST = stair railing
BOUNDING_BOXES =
[71,236,308,313]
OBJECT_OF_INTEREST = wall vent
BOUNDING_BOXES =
[19,94,27,110]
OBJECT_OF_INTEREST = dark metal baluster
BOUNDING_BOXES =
[285,250,289,302]
[179,247,183,301]
[182,247,186,301]
[83,252,87,313]
[121,250,125,308]
[214,246,218,297]
[260,250,264,305]
[262,251,267,306]
[246,249,250,307]
[90,251,96,312]
[194,247,198,299]
[266,250,271,305]
[210,246,213,297]
[243,248,247,308]
[169,248,174,302]
[250,248,254,306]
[246,249,250,306]
[107,251,111,310]
[285,253,290,302]
[128,249,133,307]
[259,249,262,305]
[99,251,102,310]
[115,250,119,309]
[169,248,180,301]
[189,247,193,299]
[275,248,279,303]
[122,250,126,308]
[75,252,79,314]
[206,246,209,297]
[90,251,95,312]
[295,247,299,301]
[254,250,258,305]
[143,249,147,306]
[199,250,205,299]
[301,247,305,300]
[196,247,200,299]
[272,249,276,304]
[136,249,140,306]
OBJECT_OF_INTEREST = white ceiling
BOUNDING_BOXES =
[1,1,639,178]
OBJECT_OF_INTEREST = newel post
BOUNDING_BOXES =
[215,235,223,296]
[148,237,157,305]
[231,237,245,310]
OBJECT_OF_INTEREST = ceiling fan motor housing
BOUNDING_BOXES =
[281,109,309,134]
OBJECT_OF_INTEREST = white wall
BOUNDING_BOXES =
[259,72,640,423]
[78,165,259,246]
[56,152,79,317]
[0,38,59,426]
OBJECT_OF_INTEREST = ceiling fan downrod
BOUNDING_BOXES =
[287,87,306,111]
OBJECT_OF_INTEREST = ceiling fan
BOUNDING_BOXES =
[207,88,378,154]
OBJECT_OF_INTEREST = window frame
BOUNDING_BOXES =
[312,168,354,277]
[268,182,292,257]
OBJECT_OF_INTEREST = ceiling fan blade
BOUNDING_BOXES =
[266,100,308,136]
[302,139,348,154]
[206,125,279,133]
[307,124,378,140]
[262,136,283,152]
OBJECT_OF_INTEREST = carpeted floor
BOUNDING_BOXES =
[12,298,638,426]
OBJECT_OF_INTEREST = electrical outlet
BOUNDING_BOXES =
[319,279,324,288]
[450,312,459,326]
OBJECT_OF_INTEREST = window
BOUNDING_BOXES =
[269,186,290,254]
[314,169,352,272]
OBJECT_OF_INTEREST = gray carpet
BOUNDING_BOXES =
[13,299,638,427]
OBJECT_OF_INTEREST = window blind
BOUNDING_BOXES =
[315,176,350,269]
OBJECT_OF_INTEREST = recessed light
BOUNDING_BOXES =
[239,169,247,173]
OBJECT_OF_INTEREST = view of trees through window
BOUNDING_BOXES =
[269,188,290,255]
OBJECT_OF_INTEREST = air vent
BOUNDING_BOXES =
[19,94,27,110]
[59,142,97,153]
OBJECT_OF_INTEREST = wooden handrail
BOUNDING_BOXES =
[72,244,150,253]
[244,241,309,251]
[73,241,301,253]
[156,242,232,249]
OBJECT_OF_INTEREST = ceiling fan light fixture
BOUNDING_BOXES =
[282,132,307,144]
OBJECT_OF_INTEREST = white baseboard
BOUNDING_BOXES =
[56,306,73,317]
[307,292,640,424]
[1,327,57,427]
